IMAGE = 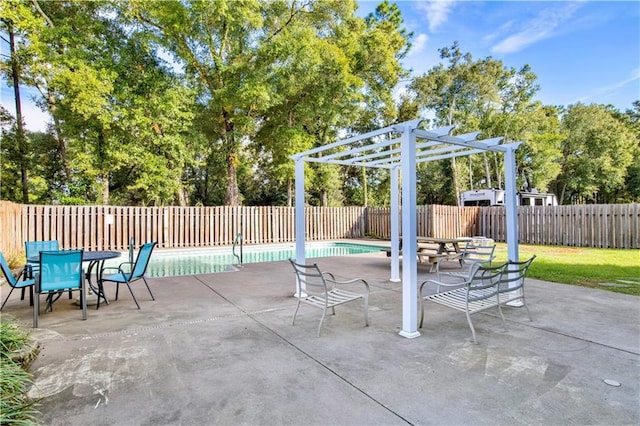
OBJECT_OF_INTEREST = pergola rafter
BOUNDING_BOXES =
[291,119,522,339]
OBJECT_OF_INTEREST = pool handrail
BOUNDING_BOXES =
[232,233,243,265]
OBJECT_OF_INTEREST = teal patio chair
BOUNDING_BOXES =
[33,250,86,328]
[25,240,74,301]
[99,242,157,309]
[25,240,59,278]
[1,252,35,310]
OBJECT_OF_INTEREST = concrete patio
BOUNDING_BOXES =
[2,250,639,425]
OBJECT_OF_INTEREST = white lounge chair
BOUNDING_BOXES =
[289,259,369,337]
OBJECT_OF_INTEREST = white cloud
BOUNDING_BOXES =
[576,69,640,103]
[415,0,457,32]
[411,33,429,55]
[491,3,582,54]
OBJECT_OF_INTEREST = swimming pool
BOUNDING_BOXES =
[120,242,386,277]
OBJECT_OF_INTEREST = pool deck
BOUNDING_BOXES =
[2,247,639,425]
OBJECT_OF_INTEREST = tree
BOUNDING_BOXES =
[408,42,561,203]
[554,103,636,204]
[126,0,277,205]
[409,42,504,202]
[623,102,640,202]
[1,1,201,205]
[1,0,35,202]
[127,0,411,207]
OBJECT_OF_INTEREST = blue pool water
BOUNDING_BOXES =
[123,242,385,278]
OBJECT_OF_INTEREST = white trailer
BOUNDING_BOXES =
[460,189,557,206]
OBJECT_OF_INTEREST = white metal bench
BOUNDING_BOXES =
[419,256,536,343]
[289,259,369,337]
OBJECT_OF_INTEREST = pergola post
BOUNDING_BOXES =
[399,125,420,339]
[294,158,306,297]
[504,145,520,265]
[504,145,523,304]
[390,166,400,282]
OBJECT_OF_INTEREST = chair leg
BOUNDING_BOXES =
[33,293,39,328]
[496,303,508,331]
[80,285,87,320]
[465,311,478,344]
[1,287,16,310]
[141,277,155,301]
[317,306,328,337]
[124,282,141,309]
[292,299,301,326]
[362,295,369,327]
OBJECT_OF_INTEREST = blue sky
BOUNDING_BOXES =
[3,0,639,132]
[356,0,640,111]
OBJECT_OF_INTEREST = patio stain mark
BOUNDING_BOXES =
[28,346,149,401]
[448,344,571,392]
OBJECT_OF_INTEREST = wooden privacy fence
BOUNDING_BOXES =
[0,201,638,256]
[366,205,482,239]
[478,204,640,249]
[0,202,366,254]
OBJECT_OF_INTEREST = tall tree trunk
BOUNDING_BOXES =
[492,153,503,189]
[559,182,567,205]
[483,153,492,188]
[46,91,71,180]
[287,178,292,207]
[97,131,109,204]
[222,115,241,206]
[224,151,240,205]
[101,175,109,205]
[451,157,460,205]
[177,187,187,206]
[8,23,29,203]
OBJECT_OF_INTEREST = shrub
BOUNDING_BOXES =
[0,320,40,425]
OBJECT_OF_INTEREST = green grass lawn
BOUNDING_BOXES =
[492,243,640,295]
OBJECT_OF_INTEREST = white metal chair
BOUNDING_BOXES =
[496,256,536,320]
[420,262,506,344]
[435,239,496,284]
[420,256,536,343]
[289,259,369,337]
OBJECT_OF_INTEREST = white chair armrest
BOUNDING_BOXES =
[324,275,370,294]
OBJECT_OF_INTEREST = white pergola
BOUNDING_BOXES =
[291,118,522,339]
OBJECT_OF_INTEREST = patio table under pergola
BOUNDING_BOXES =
[291,118,523,338]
